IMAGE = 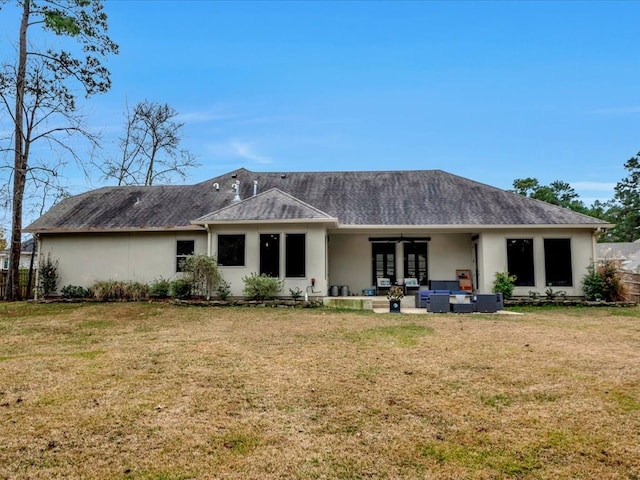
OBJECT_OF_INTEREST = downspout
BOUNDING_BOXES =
[592,228,602,266]
[33,233,41,301]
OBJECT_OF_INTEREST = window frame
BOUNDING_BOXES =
[176,239,195,273]
[403,242,428,286]
[506,238,535,287]
[285,233,306,278]
[217,234,246,267]
[544,238,573,287]
[371,242,396,285]
[259,233,280,278]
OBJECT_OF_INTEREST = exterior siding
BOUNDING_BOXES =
[211,223,328,297]
[477,229,596,296]
[38,232,208,289]
[328,232,475,295]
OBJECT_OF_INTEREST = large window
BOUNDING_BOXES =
[260,234,280,277]
[218,234,245,266]
[176,240,195,272]
[285,234,305,278]
[372,243,396,285]
[403,242,428,285]
[544,238,573,286]
[506,238,534,286]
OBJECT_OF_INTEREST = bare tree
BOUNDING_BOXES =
[0,0,118,300]
[97,100,199,186]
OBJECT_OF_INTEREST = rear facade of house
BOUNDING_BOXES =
[25,168,611,298]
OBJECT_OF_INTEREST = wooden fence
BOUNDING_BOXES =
[620,271,640,303]
[0,270,34,299]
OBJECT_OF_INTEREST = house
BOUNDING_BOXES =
[25,168,612,298]
[0,237,37,271]
[0,238,37,299]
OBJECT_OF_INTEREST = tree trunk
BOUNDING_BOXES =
[6,1,29,301]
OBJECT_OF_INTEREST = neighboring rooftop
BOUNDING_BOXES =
[598,241,640,273]
[26,168,610,233]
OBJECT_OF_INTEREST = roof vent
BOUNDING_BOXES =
[213,182,219,191]
[253,180,258,196]
[232,180,241,202]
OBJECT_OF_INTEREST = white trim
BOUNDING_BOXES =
[192,218,338,226]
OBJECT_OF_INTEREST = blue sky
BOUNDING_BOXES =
[4,0,640,211]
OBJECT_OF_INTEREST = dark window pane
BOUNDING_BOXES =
[177,240,195,256]
[260,234,280,277]
[371,243,396,285]
[176,240,195,272]
[403,242,428,285]
[506,239,535,286]
[218,234,245,266]
[285,234,305,277]
[544,238,573,287]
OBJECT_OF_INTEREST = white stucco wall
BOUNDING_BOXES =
[38,231,208,289]
[39,226,597,298]
[328,232,475,295]
[476,229,596,296]
[210,223,328,297]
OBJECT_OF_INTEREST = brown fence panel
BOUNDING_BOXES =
[620,271,640,303]
[0,270,34,300]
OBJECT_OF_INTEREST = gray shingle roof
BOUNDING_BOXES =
[25,168,609,233]
[194,188,337,223]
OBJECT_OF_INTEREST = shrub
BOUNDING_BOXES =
[91,280,149,302]
[182,255,221,299]
[38,253,59,297]
[289,286,303,301]
[61,285,91,299]
[126,282,150,301]
[170,278,192,299]
[582,260,624,302]
[242,273,284,300]
[149,278,171,298]
[492,272,516,299]
[216,278,232,300]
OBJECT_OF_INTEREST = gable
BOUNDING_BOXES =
[193,188,337,224]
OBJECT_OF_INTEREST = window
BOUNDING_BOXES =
[403,242,428,285]
[372,243,396,285]
[285,234,305,277]
[218,234,245,266]
[260,234,280,277]
[544,238,573,286]
[506,239,534,286]
[176,240,195,272]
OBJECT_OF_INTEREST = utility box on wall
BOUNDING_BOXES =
[456,269,473,293]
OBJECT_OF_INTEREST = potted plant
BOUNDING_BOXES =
[387,285,404,313]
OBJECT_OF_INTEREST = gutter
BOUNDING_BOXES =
[33,234,41,301]
[24,225,207,235]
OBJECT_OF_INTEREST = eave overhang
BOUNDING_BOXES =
[330,223,614,230]
[24,225,206,235]
[192,218,339,227]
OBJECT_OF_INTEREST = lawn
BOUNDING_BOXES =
[0,302,639,479]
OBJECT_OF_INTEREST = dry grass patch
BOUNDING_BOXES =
[0,303,639,479]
